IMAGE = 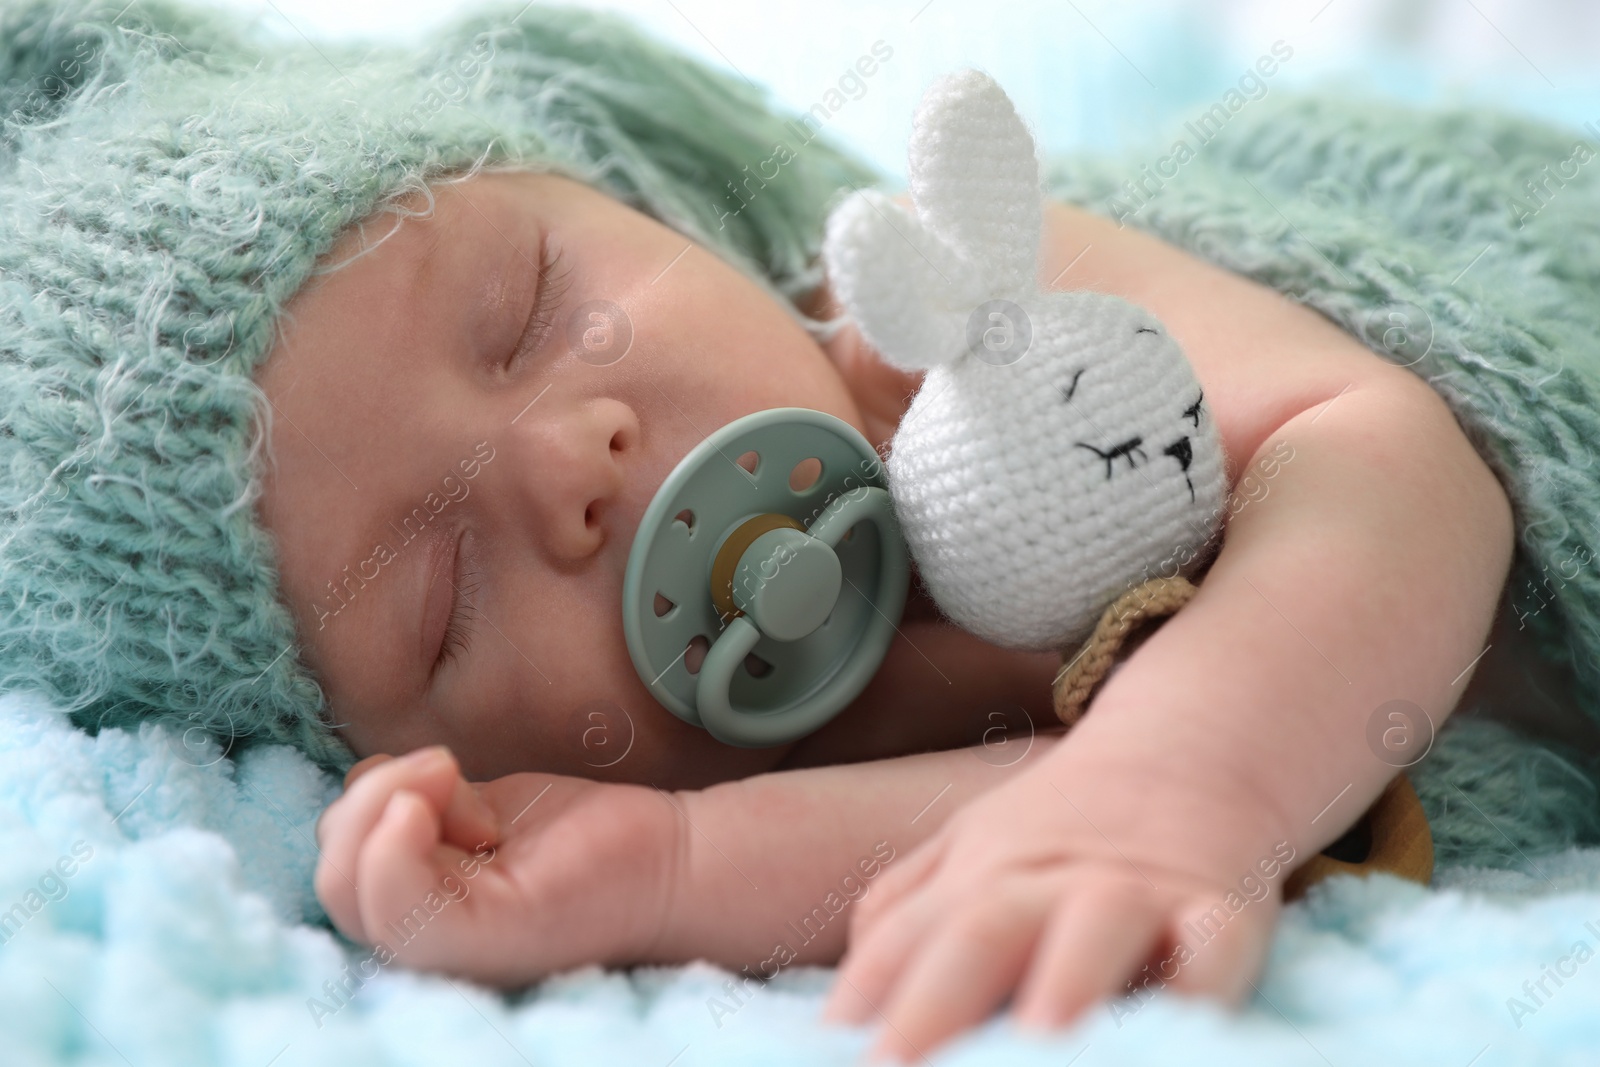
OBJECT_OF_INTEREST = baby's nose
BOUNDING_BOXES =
[1163,435,1193,473]
[508,397,639,563]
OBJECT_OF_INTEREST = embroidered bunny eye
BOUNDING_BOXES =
[1183,389,1204,427]
[1135,326,1159,335]
[1075,436,1148,479]
[1058,368,1086,403]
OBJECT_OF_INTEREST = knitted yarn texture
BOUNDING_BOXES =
[823,69,1229,652]
[0,0,876,772]
[1043,95,1600,734]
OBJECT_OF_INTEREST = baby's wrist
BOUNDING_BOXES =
[621,784,698,965]
[1037,720,1298,884]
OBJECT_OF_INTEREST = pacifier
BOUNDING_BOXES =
[622,408,909,747]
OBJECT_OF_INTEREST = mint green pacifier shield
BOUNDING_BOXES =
[622,408,909,747]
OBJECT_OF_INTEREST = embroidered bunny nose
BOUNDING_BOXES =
[1164,435,1193,473]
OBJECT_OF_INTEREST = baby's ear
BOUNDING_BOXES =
[907,69,1043,296]
[821,189,969,372]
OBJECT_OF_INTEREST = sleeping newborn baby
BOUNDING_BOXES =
[267,161,1514,1059]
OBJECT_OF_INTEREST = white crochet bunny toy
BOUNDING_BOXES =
[821,69,1230,668]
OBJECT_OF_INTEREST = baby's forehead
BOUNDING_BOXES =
[315,170,541,276]
[317,184,479,279]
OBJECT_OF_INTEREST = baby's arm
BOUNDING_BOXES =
[827,361,1516,1058]
[313,731,1060,986]
[651,729,1061,968]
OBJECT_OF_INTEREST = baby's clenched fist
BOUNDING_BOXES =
[312,745,687,986]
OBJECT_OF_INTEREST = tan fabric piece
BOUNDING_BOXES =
[1051,576,1199,727]
[1283,773,1434,900]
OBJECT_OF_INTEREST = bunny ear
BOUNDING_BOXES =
[821,189,970,372]
[907,69,1043,295]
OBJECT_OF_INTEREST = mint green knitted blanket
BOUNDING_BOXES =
[1043,95,1600,859]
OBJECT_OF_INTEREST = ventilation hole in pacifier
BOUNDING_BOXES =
[736,450,760,476]
[684,634,711,675]
[673,508,695,532]
[743,652,773,678]
[788,457,822,493]
[653,592,675,618]
[842,526,856,542]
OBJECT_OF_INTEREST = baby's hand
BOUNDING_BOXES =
[314,745,683,986]
[821,751,1285,1061]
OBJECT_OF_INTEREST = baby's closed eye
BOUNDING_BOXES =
[503,235,574,373]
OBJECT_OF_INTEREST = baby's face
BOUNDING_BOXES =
[255,170,868,786]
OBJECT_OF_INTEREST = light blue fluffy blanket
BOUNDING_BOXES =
[5,687,1598,1067]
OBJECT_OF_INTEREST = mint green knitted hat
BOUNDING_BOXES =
[0,0,876,772]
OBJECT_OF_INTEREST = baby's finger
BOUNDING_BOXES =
[319,748,455,854]
[864,881,1050,1064]
[444,773,501,851]
[1010,877,1168,1029]
[822,886,943,1025]
[343,753,395,790]
[1161,893,1279,1004]
[353,789,474,969]
[323,746,495,862]
[849,832,945,941]
[314,747,474,942]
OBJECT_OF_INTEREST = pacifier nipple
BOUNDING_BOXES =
[621,409,908,747]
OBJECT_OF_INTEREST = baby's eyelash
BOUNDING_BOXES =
[435,568,482,671]
[508,236,573,367]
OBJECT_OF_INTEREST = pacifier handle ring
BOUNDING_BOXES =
[695,486,907,747]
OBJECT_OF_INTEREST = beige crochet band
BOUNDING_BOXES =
[1051,575,1198,726]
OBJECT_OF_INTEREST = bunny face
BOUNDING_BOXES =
[887,289,1229,650]
[820,67,1232,651]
